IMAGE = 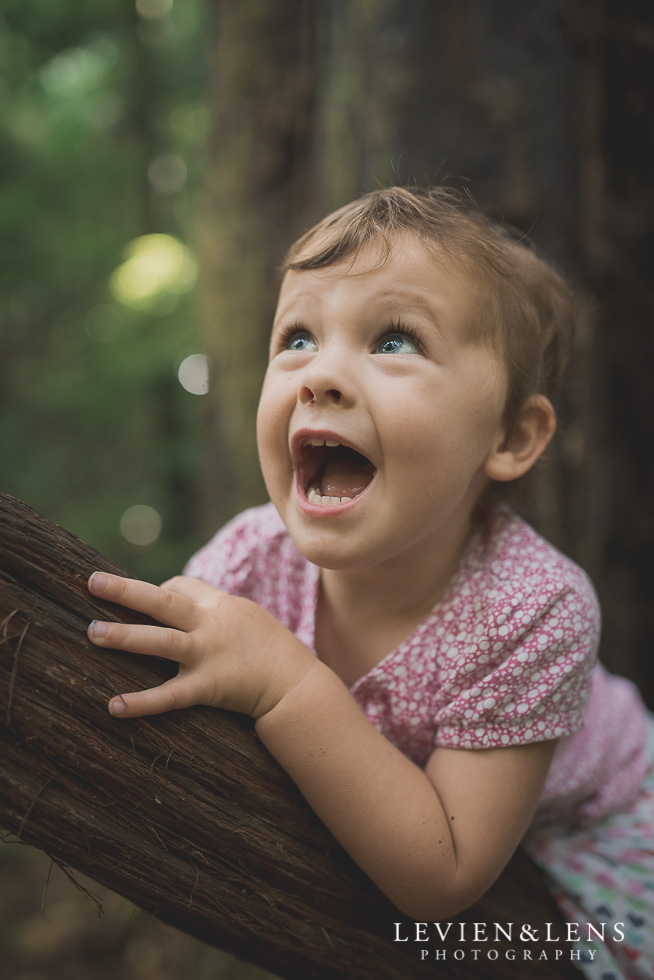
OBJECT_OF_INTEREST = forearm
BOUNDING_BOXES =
[255,658,461,919]
[85,573,548,919]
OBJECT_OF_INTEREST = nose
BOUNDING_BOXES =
[297,348,355,407]
[299,382,342,405]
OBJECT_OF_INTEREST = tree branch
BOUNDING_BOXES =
[0,492,581,979]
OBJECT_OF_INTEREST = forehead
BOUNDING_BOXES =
[275,236,477,325]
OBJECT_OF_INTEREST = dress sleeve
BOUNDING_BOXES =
[181,504,313,640]
[433,571,601,750]
[183,512,248,591]
[182,505,284,596]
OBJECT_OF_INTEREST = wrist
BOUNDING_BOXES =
[254,656,341,733]
[250,629,319,720]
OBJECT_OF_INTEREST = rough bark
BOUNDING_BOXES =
[197,0,320,533]
[0,492,582,979]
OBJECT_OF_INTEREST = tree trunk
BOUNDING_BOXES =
[196,0,320,534]
[0,492,582,979]
[387,0,654,708]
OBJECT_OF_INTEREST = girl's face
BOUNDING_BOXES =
[256,236,509,573]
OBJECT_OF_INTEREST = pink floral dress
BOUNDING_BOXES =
[186,503,654,978]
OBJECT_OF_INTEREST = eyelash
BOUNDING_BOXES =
[273,318,426,354]
[379,318,425,354]
[274,321,309,348]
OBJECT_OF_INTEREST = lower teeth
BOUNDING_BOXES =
[308,487,352,507]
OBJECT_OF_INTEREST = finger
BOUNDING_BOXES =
[88,619,192,661]
[159,575,224,602]
[108,675,200,718]
[88,572,196,630]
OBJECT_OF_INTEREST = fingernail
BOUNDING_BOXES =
[109,697,126,716]
[89,572,108,592]
[90,620,108,638]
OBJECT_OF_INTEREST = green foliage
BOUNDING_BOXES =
[0,0,209,581]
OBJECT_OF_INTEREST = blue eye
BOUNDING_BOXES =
[376,333,420,355]
[284,331,317,352]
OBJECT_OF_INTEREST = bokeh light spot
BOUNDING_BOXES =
[136,0,173,19]
[40,46,105,94]
[177,352,210,395]
[109,234,196,313]
[148,153,187,195]
[120,505,162,547]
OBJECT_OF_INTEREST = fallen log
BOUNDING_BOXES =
[0,491,582,979]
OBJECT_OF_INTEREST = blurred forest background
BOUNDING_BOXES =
[1,0,653,978]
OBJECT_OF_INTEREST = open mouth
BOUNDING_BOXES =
[298,437,376,507]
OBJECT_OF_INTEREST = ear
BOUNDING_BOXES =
[484,394,557,483]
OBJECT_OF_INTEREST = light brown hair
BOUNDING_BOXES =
[283,186,575,436]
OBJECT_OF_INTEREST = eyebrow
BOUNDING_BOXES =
[371,289,450,338]
[273,281,453,342]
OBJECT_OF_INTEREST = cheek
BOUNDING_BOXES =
[255,395,268,456]
[384,386,504,475]
[256,415,278,473]
[255,384,277,465]
[256,425,283,503]
[256,371,282,432]
[256,379,292,484]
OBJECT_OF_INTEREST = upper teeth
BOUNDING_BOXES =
[305,438,340,448]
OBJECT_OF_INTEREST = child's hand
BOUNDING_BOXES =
[86,572,315,720]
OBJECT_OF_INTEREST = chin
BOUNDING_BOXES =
[295,534,386,573]
[294,540,359,572]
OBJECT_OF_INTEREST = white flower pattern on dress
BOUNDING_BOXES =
[184,502,648,828]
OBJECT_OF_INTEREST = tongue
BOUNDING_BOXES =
[320,454,375,498]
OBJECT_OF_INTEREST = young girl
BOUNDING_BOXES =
[87,187,653,978]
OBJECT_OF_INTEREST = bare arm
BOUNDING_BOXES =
[87,571,557,920]
[256,658,556,919]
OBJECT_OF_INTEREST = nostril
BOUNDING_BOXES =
[299,384,342,404]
